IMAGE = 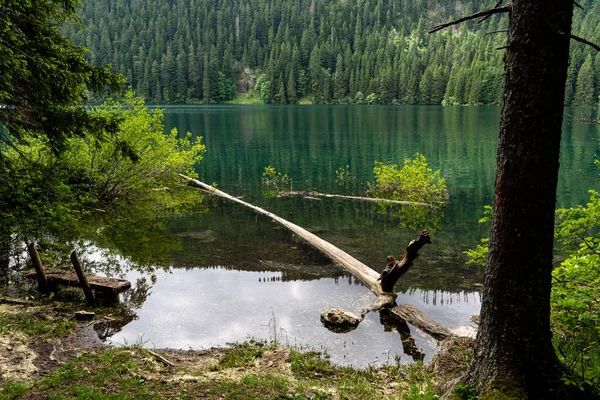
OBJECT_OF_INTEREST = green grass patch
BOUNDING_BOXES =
[225,93,264,104]
[289,350,335,378]
[5,341,439,399]
[210,374,291,399]
[0,380,31,400]
[0,312,76,339]
[213,340,270,370]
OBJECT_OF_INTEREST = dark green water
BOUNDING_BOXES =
[109,105,599,367]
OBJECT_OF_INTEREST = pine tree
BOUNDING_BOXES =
[573,53,596,106]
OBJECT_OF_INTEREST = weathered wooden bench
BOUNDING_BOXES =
[25,268,131,304]
[25,244,131,305]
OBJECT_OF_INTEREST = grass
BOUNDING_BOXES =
[212,339,268,370]
[225,93,264,104]
[0,311,77,339]
[0,341,441,399]
[0,381,30,400]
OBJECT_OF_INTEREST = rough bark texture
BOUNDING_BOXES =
[465,1,573,397]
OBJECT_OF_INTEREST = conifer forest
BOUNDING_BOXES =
[66,0,600,105]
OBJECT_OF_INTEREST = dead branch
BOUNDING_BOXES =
[478,0,503,23]
[569,34,600,51]
[147,349,175,367]
[379,230,431,293]
[429,5,510,33]
[486,29,509,35]
[384,304,452,341]
[277,190,436,207]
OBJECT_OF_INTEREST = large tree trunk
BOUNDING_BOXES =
[465,1,573,397]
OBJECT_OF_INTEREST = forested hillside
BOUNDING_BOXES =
[66,0,600,105]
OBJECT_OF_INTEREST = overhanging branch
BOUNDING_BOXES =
[429,5,510,34]
[479,0,503,23]
[570,34,600,51]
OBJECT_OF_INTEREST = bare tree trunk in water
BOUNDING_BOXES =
[461,1,591,398]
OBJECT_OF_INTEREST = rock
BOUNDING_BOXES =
[74,311,95,321]
[320,308,362,333]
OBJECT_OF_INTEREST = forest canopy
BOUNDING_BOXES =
[65,0,600,105]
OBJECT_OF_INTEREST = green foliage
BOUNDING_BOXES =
[465,181,600,386]
[0,92,205,251]
[0,0,124,151]
[211,374,292,399]
[289,351,335,379]
[61,0,600,106]
[261,166,290,198]
[367,153,449,230]
[552,189,600,387]
[255,74,274,104]
[464,205,493,266]
[368,154,448,204]
[216,72,237,102]
[0,313,77,339]
[335,165,354,188]
[215,340,268,370]
[403,385,439,399]
[453,383,478,400]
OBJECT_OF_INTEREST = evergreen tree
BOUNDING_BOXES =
[573,53,596,106]
[65,0,600,106]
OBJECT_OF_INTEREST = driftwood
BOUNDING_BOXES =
[181,175,453,344]
[147,349,175,367]
[379,231,432,293]
[278,190,435,207]
[386,304,452,341]
[180,174,381,292]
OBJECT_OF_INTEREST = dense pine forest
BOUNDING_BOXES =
[66,0,600,105]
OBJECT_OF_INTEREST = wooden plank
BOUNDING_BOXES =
[27,243,49,293]
[25,269,131,292]
[70,251,95,305]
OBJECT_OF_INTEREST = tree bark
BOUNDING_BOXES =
[464,1,575,397]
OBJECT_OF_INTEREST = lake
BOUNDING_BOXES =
[108,105,600,367]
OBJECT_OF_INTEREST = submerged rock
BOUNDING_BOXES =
[320,308,362,333]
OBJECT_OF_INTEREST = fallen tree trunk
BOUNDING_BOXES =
[180,174,454,343]
[278,190,435,207]
[180,174,381,292]
[385,304,452,341]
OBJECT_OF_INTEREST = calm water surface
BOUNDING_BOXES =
[109,105,600,367]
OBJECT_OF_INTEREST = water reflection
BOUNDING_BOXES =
[111,267,480,367]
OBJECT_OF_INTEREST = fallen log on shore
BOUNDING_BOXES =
[180,174,454,343]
